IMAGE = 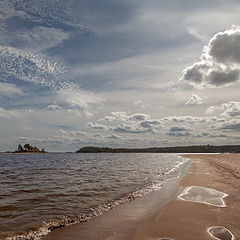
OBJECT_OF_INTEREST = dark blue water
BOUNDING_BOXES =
[0,153,189,240]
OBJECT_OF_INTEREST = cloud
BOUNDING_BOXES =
[46,104,62,111]
[7,0,87,29]
[105,134,120,139]
[111,111,129,121]
[185,94,203,105]
[139,120,161,128]
[0,107,31,118]
[169,126,190,132]
[16,26,69,52]
[128,113,150,121]
[0,46,100,116]
[0,82,23,97]
[114,123,153,134]
[166,131,191,137]
[0,107,18,118]
[206,101,240,117]
[89,111,227,137]
[88,122,109,130]
[0,46,66,86]
[218,120,240,131]
[89,112,160,134]
[181,26,240,87]
[56,83,101,113]
[166,126,191,137]
[162,116,206,123]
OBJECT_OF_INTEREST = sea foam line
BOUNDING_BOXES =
[6,155,188,240]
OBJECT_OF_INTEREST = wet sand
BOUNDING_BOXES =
[130,154,240,240]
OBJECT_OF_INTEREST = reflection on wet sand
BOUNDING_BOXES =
[208,226,234,240]
[178,186,228,207]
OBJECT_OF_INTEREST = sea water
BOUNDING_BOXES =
[0,153,189,240]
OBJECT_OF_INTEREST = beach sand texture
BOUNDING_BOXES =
[130,154,240,240]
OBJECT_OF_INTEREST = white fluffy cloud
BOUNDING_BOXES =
[89,111,226,137]
[185,94,203,105]
[181,26,240,87]
[206,101,240,117]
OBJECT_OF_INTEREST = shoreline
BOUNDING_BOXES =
[40,155,190,240]
[130,154,240,240]
[5,154,239,240]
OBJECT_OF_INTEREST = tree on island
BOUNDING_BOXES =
[15,144,47,153]
[17,144,24,152]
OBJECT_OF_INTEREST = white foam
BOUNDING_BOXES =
[208,226,235,240]
[178,186,228,207]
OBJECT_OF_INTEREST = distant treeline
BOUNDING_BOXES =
[14,144,47,153]
[76,145,240,153]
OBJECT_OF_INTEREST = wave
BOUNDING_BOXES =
[5,156,189,240]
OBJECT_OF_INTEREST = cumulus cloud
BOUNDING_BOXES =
[128,113,150,121]
[162,115,225,124]
[218,120,240,132]
[114,123,153,134]
[0,82,23,97]
[185,94,203,105]
[89,112,161,134]
[89,111,227,137]
[162,116,206,123]
[206,101,240,117]
[181,26,240,87]
[111,111,129,121]
[166,126,191,137]
[88,122,109,130]
[46,104,62,111]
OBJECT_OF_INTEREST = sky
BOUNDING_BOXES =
[1,0,240,152]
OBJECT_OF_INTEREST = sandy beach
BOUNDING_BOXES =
[130,154,240,240]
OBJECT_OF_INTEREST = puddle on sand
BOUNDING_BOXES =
[208,226,234,240]
[178,186,228,207]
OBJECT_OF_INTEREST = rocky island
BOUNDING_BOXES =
[14,144,47,153]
